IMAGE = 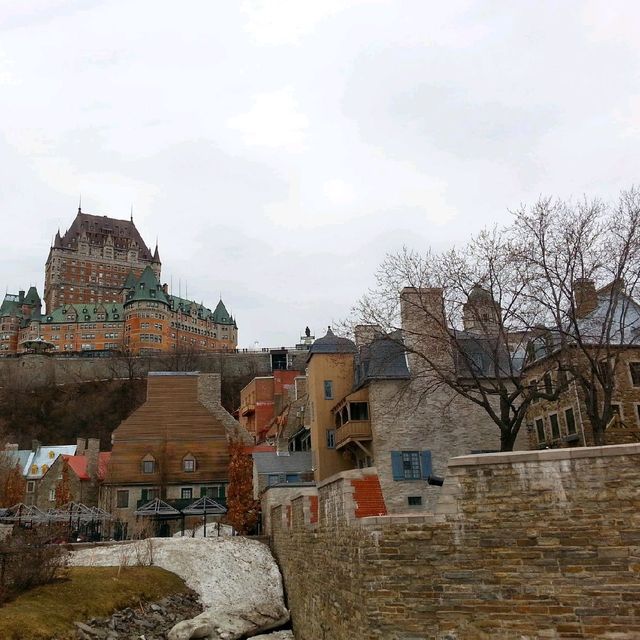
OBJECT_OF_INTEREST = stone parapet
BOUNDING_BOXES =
[271,446,640,639]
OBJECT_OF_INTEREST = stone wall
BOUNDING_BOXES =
[271,444,640,639]
[0,350,308,390]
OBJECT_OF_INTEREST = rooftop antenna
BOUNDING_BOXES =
[130,204,133,222]
[78,194,82,214]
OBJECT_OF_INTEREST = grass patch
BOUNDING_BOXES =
[0,566,189,640]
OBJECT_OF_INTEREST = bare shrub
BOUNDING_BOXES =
[0,526,68,601]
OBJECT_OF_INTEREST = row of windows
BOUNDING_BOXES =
[140,334,162,343]
[534,407,579,443]
[142,455,197,474]
[533,362,640,400]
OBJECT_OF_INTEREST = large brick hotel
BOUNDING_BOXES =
[0,207,237,355]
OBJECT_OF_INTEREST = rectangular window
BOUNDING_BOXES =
[200,485,226,498]
[26,481,35,493]
[407,496,423,506]
[181,488,193,500]
[49,488,55,502]
[630,362,640,386]
[326,429,335,449]
[557,368,567,389]
[116,490,129,508]
[141,488,157,502]
[142,460,156,474]
[349,402,369,421]
[535,418,545,443]
[323,380,333,400]
[543,373,553,395]
[183,459,195,472]
[402,451,421,480]
[565,407,577,435]
[268,474,283,486]
[550,413,560,440]
[610,404,621,424]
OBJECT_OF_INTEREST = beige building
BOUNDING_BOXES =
[522,280,640,449]
[306,288,521,512]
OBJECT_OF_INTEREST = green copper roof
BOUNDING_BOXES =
[42,302,124,324]
[123,271,138,289]
[124,266,169,306]
[24,287,41,306]
[212,300,233,324]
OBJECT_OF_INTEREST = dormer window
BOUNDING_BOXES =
[142,453,156,474]
[183,454,196,473]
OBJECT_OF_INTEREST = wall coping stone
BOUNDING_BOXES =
[317,466,378,489]
[448,442,640,467]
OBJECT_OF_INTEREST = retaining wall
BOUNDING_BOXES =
[271,444,640,639]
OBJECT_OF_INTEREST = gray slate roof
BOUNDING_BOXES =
[355,331,410,386]
[253,451,312,475]
[308,327,357,360]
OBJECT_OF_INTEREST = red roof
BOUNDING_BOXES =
[63,452,111,480]
[243,444,275,454]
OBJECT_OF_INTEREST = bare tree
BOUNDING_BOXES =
[511,188,640,445]
[353,229,544,451]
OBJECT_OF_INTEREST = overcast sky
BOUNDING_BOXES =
[1,1,639,348]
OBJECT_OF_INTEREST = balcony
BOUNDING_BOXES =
[240,403,255,417]
[335,420,372,450]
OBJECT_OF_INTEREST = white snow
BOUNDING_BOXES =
[69,537,285,612]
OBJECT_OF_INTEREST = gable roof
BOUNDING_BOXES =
[25,445,77,478]
[62,452,111,481]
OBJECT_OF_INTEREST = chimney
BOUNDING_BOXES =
[197,373,222,405]
[3,443,18,451]
[400,287,450,369]
[294,376,307,401]
[31,439,40,453]
[86,438,100,480]
[573,279,597,318]
[19,290,25,303]
[76,437,87,456]
[162,283,169,295]
[354,325,381,347]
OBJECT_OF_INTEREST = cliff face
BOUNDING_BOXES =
[0,379,146,450]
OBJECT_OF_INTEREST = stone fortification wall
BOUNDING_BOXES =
[0,350,308,390]
[271,445,640,639]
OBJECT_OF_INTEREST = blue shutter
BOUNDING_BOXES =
[420,450,432,480]
[391,451,404,480]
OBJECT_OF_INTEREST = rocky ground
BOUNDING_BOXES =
[73,591,203,639]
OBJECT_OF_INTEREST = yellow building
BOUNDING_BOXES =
[306,327,357,482]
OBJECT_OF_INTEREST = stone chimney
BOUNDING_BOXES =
[197,373,222,405]
[31,439,40,453]
[3,443,18,452]
[400,287,451,370]
[294,376,307,401]
[86,438,100,480]
[573,279,597,318]
[354,325,382,348]
[76,437,87,456]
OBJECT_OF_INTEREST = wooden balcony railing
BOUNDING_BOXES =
[335,420,372,449]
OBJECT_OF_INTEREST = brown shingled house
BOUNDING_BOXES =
[102,372,250,537]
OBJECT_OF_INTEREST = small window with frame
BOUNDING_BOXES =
[550,413,560,440]
[535,418,545,443]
